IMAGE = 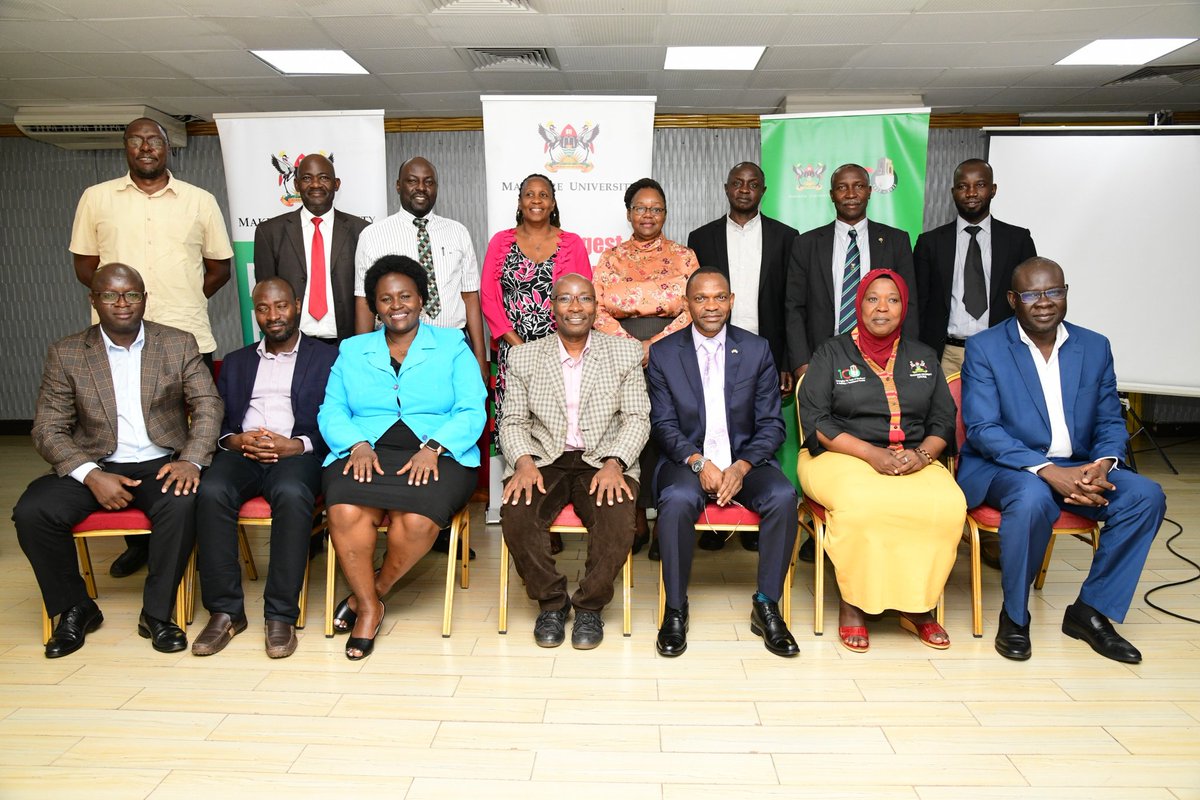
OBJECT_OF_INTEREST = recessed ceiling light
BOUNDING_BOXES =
[1056,39,1196,66]
[664,46,765,71]
[251,50,369,75]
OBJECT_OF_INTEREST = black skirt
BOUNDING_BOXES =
[323,420,477,528]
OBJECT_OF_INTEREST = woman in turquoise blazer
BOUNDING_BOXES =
[318,255,486,659]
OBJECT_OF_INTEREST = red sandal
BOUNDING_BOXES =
[899,615,951,650]
[838,625,869,653]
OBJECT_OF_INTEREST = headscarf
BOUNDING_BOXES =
[853,268,908,367]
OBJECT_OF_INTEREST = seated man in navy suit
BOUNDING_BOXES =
[958,258,1165,663]
[192,277,338,658]
[647,268,799,658]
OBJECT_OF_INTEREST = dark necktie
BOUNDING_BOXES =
[837,229,861,334]
[963,224,987,320]
[413,217,442,318]
[309,216,327,320]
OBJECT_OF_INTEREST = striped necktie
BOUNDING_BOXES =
[413,217,442,318]
[837,228,861,334]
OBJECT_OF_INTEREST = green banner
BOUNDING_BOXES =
[760,109,931,491]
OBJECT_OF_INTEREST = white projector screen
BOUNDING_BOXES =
[987,127,1200,397]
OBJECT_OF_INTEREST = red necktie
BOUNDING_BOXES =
[309,216,327,320]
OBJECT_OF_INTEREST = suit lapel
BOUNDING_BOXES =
[290,335,313,417]
[1006,323,1051,431]
[988,223,1010,320]
[677,329,705,409]
[938,224,957,305]
[284,210,305,266]
[84,327,118,436]
[815,223,836,305]
[544,336,567,419]
[140,324,163,421]
[1058,328,1083,448]
[723,327,745,407]
[712,220,730,273]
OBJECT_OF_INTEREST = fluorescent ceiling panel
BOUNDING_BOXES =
[664,46,765,71]
[1056,38,1195,66]
[251,49,368,75]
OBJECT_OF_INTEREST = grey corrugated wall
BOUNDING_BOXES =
[5,126,1193,421]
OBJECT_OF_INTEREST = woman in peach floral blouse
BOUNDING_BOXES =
[593,177,699,558]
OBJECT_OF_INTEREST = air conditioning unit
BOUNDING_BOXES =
[14,106,188,151]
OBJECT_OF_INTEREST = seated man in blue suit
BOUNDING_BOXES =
[958,257,1165,663]
[192,277,338,658]
[647,268,799,658]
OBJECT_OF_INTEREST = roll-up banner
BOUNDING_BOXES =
[760,108,931,490]
[481,95,657,522]
[214,110,388,344]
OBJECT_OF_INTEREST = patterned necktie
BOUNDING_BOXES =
[963,224,987,320]
[309,216,327,320]
[837,228,861,334]
[412,217,442,319]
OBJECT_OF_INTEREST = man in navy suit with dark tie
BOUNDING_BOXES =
[191,277,338,658]
[647,268,799,658]
[957,258,1165,663]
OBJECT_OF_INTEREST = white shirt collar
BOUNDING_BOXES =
[956,215,992,234]
[726,213,761,232]
[834,218,869,237]
[300,205,331,226]
[256,333,302,360]
[1017,321,1069,358]
[692,324,728,352]
[100,323,146,352]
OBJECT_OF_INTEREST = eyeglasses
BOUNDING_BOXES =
[631,205,666,217]
[553,294,596,306]
[125,136,166,150]
[1013,287,1067,304]
[92,291,146,305]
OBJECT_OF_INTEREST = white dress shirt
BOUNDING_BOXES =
[831,218,871,335]
[298,206,337,339]
[947,215,993,339]
[725,214,762,334]
[70,324,172,483]
[354,207,480,331]
[693,326,732,470]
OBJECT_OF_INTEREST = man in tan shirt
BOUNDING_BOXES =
[70,117,233,360]
[69,116,233,577]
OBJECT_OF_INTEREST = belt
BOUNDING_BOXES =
[944,336,969,348]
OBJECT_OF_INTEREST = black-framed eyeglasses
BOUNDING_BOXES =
[1013,287,1067,304]
[631,205,666,217]
[92,291,146,305]
[553,294,596,306]
[125,136,166,150]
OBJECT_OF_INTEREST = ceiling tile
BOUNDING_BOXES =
[562,15,657,46]
[83,17,245,50]
[44,52,191,79]
[847,40,1086,69]
[132,77,234,97]
[147,50,281,79]
[564,72,651,91]
[284,75,394,94]
[979,85,1088,105]
[925,67,1041,88]
[887,11,1026,43]
[196,76,304,95]
[1154,39,1200,65]
[1000,6,1160,40]
[0,78,73,102]
[921,87,1003,107]
[0,52,87,79]
[649,71,751,91]
[1015,65,1133,88]
[350,48,468,74]
[425,14,571,46]
[918,0,1054,9]
[0,20,133,50]
[1060,84,1178,106]
[0,1,71,20]
[197,16,342,48]
[776,14,909,46]
[539,0,667,11]
[240,95,334,112]
[833,67,946,90]
[50,0,190,18]
[760,45,873,70]
[555,46,663,71]
[748,69,841,90]
[180,0,306,15]
[378,71,479,92]
[315,15,439,49]
[304,0,432,12]
[656,13,792,46]
[472,70,569,90]
[1118,3,1200,36]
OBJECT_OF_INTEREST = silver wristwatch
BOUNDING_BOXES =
[690,456,709,474]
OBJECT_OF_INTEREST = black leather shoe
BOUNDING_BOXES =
[656,605,688,657]
[138,612,188,653]
[980,532,1003,570]
[647,535,660,561]
[797,536,816,563]
[739,532,759,551]
[995,609,1032,661]
[750,597,799,657]
[1062,601,1142,664]
[45,600,103,659]
[431,529,476,560]
[109,545,149,578]
[571,610,604,650]
[630,531,649,556]
[533,600,571,648]
[697,531,726,551]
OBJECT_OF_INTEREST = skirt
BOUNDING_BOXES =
[797,450,966,614]
[323,420,477,529]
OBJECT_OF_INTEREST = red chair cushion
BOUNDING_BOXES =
[71,508,152,533]
[551,505,584,528]
[697,503,761,526]
[801,497,827,522]
[969,504,1095,531]
[238,496,273,519]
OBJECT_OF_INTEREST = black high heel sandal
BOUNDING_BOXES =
[345,601,385,661]
[332,568,382,634]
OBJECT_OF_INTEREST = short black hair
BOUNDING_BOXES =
[364,255,429,315]
[624,177,666,210]
[685,267,730,295]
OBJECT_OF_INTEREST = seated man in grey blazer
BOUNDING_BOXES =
[499,273,650,650]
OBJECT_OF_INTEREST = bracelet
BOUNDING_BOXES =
[349,441,371,455]
[915,447,934,464]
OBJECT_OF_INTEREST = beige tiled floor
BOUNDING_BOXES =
[1,433,1198,797]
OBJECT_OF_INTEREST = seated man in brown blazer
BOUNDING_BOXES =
[254,154,370,345]
[13,263,222,658]
[499,273,650,650]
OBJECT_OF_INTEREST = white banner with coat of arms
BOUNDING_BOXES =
[214,109,388,344]
[481,94,657,520]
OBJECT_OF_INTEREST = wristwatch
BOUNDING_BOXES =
[690,455,709,474]
[420,439,445,455]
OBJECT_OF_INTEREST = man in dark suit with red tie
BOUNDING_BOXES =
[687,162,798,553]
[254,154,369,345]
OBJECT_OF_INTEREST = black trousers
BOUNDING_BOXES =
[655,460,798,610]
[13,456,196,620]
[194,450,322,623]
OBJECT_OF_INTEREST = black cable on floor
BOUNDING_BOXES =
[1143,518,1200,624]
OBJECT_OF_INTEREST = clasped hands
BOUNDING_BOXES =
[866,446,929,476]
[696,458,750,506]
[503,456,633,507]
[1038,460,1116,507]
[230,427,303,463]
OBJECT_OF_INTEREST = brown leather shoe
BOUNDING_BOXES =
[265,620,298,659]
[191,612,247,656]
